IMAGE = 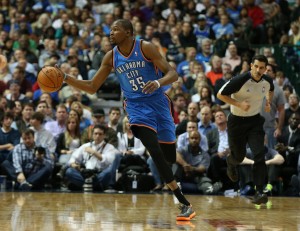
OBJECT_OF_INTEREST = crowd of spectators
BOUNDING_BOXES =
[0,0,299,196]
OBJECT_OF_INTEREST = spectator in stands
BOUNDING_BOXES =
[276,112,300,191]
[171,93,187,125]
[153,19,172,48]
[82,108,118,148]
[214,63,232,104]
[222,42,241,71]
[15,34,38,65]
[191,84,215,104]
[275,71,292,91]
[176,102,200,137]
[161,0,181,20]
[35,100,53,123]
[177,121,208,151]
[245,0,266,44]
[38,39,62,68]
[0,111,21,165]
[29,112,56,160]
[11,102,34,134]
[5,80,29,105]
[235,7,253,41]
[284,94,300,127]
[212,14,234,40]
[9,49,37,78]
[174,130,222,194]
[88,37,112,80]
[177,47,198,78]
[70,101,92,132]
[261,64,285,149]
[107,107,123,134]
[206,55,223,86]
[198,105,217,136]
[61,24,80,51]
[184,63,207,91]
[195,38,213,72]
[52,11,74,30]
[282,85,295,109]
[56,116,81,169]
[44,104,68,141]
[31,13,52,39]
[104,116,146,192]
[194,15,215,52]
[178,21,197,49]
[1,129,53,191]
[7,66,32,99]
[165,26,185,64]
[64,125,118,191]
[66,48,88,81]
[206,110,233,189]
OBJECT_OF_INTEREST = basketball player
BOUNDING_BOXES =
[217,55,274,205]
[60,19,195,221]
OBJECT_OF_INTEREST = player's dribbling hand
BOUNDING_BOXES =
[239,100,250,111]
[142,81,159,94]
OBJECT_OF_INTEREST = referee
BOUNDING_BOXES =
[217,55,274,205]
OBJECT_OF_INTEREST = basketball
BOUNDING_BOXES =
[37,66,64,93]
[0,54,7,69]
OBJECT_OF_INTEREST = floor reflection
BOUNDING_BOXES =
[0,192,299,231]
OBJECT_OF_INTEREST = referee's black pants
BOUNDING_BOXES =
[227,113,267,191]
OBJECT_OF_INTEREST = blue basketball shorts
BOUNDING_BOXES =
[124,94,176,143]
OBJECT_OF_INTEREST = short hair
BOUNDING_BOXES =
[56,103,67,111]
[115,19,134,35]
[93,124,107,134]
[31,111,44,122]
[267,63,277,74]
[109,107,121,114]
[37,100,49,108]
[251,55,268,66]
[1,111,14,121]
[36,146,46,155]
[22,102,35,110]
[22,128,35,137]
[282,85,293,93]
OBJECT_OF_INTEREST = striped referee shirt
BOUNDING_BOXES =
[218,72,274,117]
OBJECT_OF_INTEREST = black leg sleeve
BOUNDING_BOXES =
[131,126,175,183]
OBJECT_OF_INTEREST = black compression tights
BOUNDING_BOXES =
[131,126,175,184]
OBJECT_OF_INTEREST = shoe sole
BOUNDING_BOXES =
[176,211,196,221]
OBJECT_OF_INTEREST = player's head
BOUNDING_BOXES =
[113,19,134,36]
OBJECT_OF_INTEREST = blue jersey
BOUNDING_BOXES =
[113,39,163,100]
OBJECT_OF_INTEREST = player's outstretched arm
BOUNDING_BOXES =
[141,41,178,94]
[62,51,113,95]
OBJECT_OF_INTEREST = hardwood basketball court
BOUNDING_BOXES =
[0,191,299,230]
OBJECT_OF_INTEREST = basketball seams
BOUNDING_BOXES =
[37,66,64,92]
[41,68,56,86]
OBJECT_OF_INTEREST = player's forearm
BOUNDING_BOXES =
[158,70,178,87]
[64,75,98,95]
